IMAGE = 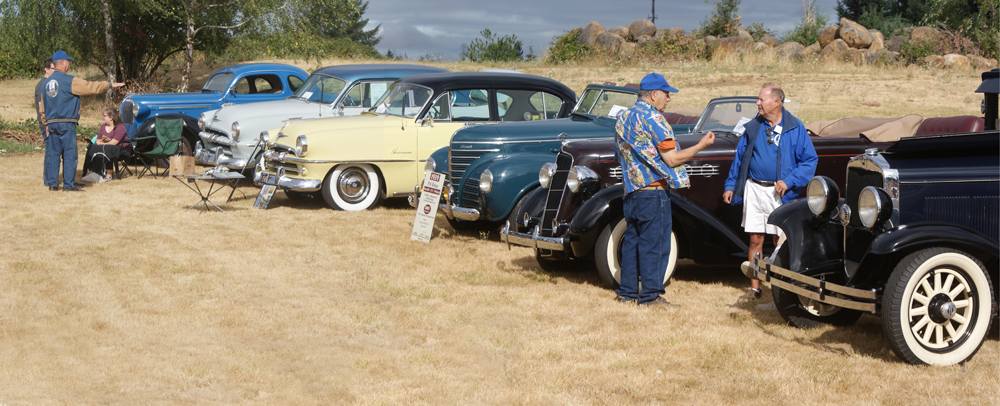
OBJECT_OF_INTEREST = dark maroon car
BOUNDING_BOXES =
[499,96,924,287]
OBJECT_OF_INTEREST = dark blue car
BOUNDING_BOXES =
[119,63,309,154]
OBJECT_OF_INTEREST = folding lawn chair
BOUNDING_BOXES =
[133,118,183,179]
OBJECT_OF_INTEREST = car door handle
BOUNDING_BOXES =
[550,148,559,153]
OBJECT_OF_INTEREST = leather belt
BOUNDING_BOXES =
[640,184,667,190]
[750,178,776,187]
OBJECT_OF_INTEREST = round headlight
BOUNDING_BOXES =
[198,113,207,130]
[424,157,436,179]
[260,131,270,146]
[480,169,494,194]
[131,100,139,118]
[567,165,599,193]
[858,186,891,228]
[538,162,556,189]
[806,176,839,216]
[232,121,241,140]
[295,135,308,157]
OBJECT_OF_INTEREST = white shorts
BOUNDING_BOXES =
[741,180,783,236]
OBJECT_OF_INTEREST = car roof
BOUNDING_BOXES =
[213,63,308,75]
[311,64,448,81]
[392,71,576,100]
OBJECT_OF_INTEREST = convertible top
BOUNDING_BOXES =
[806,115,924,142]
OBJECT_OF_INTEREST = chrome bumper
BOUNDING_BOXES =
[748,255,877,313]
[254,165,321,191]
[195,143,252,168]
[408,183,481,221]
[499,221,568,251]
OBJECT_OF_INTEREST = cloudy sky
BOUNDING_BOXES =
[364,0,842,60]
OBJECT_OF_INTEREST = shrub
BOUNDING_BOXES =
[899,38,938,64]
[783,0,830,45]
[697,0,742,38]
[215,32,383,64]
[461,29,524,62]
[744,22,775,41]
[545,28,595,63]
[638,34,708,60]
[859,5,910,36]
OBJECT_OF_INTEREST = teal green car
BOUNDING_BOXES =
[411,83,700,229]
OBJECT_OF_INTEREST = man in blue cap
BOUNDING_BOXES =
[613,73,715,306]
[41,50,125,191]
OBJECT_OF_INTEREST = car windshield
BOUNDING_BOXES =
[202,72,233,93]
[372,83,433,118]
[695,100,757,133]
[573,88,638,118]
[291,74,348,104]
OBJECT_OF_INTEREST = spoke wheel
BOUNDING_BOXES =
[883,248,994,365]
[594,216,677,289]
[322,164,382,211]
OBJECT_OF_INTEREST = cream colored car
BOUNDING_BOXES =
[254,71,577,210]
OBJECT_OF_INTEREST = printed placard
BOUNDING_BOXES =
[254,185,277,209]
[411,172,444,243]
[732,116,753,136]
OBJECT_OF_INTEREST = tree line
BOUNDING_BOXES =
[0,0,381,87]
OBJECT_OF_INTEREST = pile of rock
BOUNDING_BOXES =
[572,18,998,71]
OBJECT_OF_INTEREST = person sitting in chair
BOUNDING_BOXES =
[82,108,129,183]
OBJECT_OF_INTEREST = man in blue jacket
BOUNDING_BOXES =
[42,50,124,191]
[722,84,817,300]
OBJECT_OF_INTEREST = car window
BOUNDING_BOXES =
[342,81,393,108]
[292,74,348,103]
[429,93,451,120]
[202,72,233,93]
[496,89,563,121]
[249,75,282,94]
[697,101,753,133]
[450,89,490,121]
[232,77,251,94]
[288,76,304,92]
[588,90,637,117]
[374,84,433,118]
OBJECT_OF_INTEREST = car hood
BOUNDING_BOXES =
[271,114,396,161]
[207,98,331,133]
[449,115,614,144]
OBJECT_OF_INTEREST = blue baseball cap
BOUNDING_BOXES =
[640,73,678,93]
[51,50,74,61]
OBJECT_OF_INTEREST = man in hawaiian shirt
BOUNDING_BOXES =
[614,73,715,306]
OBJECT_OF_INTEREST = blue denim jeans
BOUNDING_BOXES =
[616,187,672,304]
[44,123,78,188]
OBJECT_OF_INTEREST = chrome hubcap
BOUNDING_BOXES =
[338,168,369,203]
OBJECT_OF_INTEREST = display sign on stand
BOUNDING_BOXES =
[411,172,444,243]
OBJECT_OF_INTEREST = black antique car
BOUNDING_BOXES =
[745,70,998,366]
[500,96,933,287]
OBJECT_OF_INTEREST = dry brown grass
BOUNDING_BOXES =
[0,57,996,404]
[0,54,986,128]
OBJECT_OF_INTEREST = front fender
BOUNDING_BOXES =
[768,199,845,275]
[428,146,449,176]
[670,192,747,264]
[568,184,625,258]
[480,155,553,220]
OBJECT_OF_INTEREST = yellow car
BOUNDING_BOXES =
[254,71,577,210]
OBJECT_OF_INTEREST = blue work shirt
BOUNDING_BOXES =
[748,118,783,182]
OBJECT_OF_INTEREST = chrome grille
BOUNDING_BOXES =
[460,178,480,208]
[609,166,622,179]
[846,167,885,227]
[121,100,134,124]
[540,152,573,236]
[449,146,497,206]
[685,163,719,177]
